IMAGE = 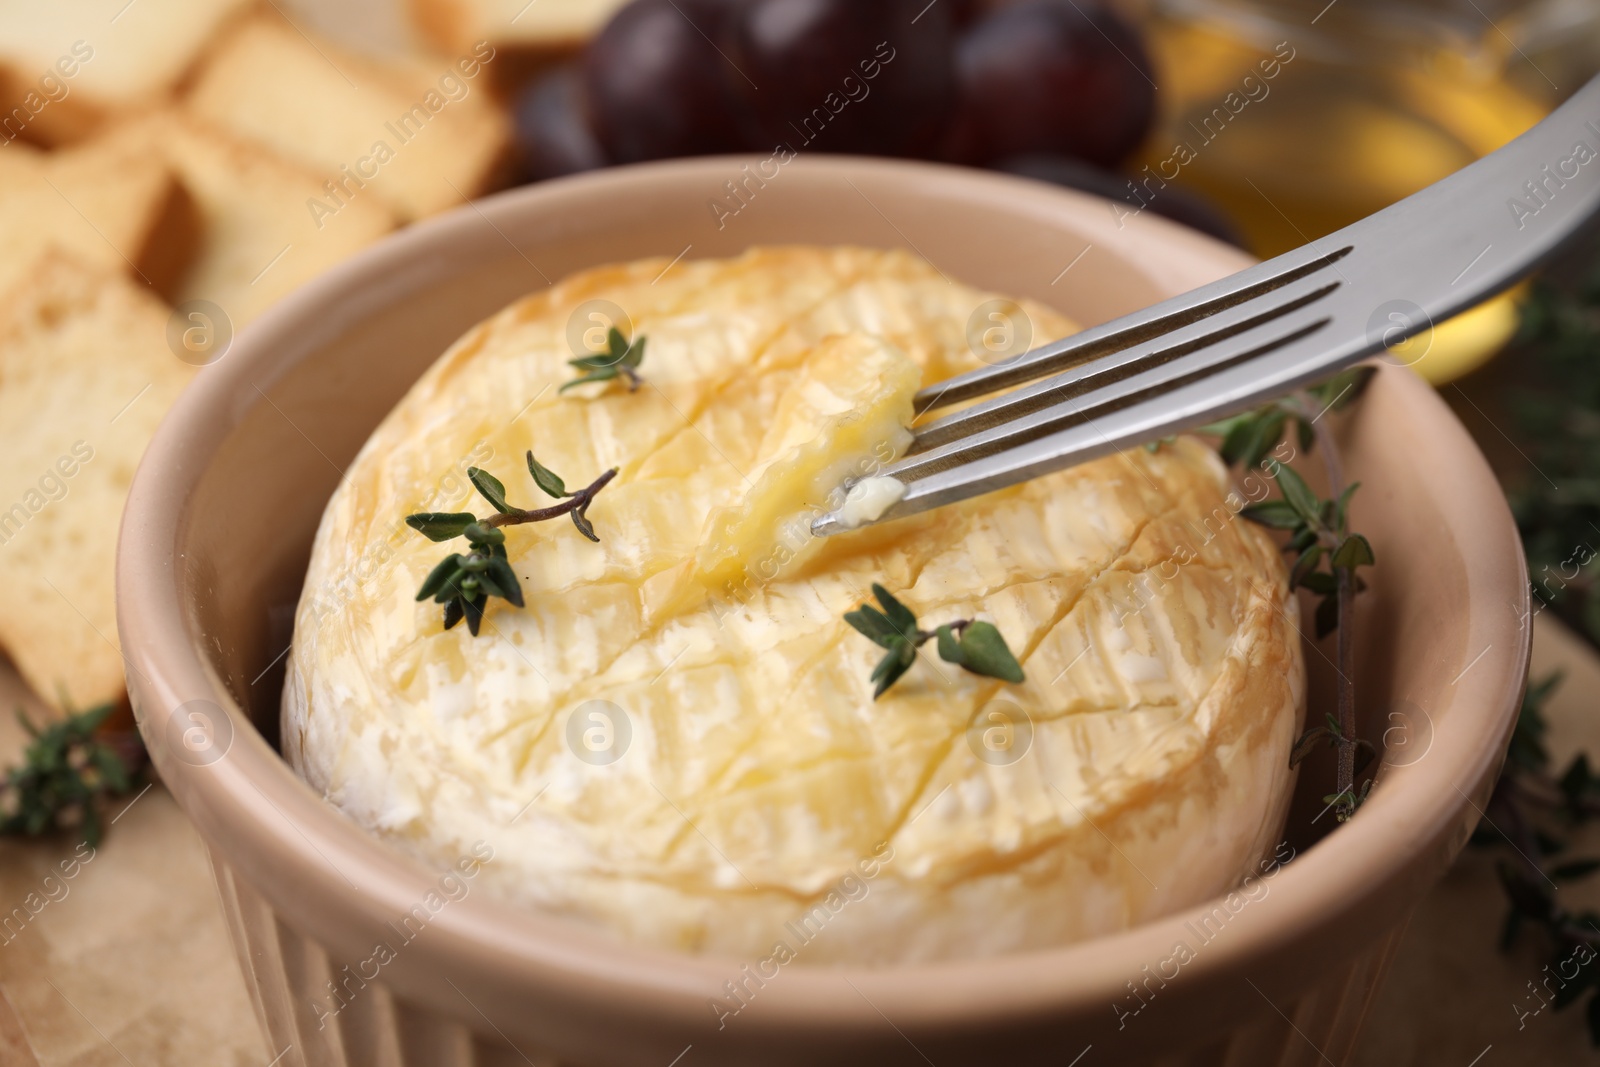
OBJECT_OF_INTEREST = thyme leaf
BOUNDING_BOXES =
[561,328,646,393]
[845,584,1025,699]
[405,454,617,636]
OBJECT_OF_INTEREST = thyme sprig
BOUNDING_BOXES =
[406,453,617,635]
[845,583,1025,699]
[1289,711,1376,772]
[562,327,646,392]
[1470,245,1600,1046]
[0,704,141,848]
[1504,272,1600,648]
[1206,366,1376,822]
[1206,367,1373,470]
[1474,673,1600,1041]
[1239,461,1372,640]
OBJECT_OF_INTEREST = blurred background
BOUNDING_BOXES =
[5,0,1600,1062]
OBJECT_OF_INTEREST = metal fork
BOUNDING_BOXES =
[812,75,1600,536]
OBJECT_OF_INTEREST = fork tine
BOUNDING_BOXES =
[890,313,1332,485]
[882,350,1328,519]
[915,244,1354,416]
[912,274,1343,453]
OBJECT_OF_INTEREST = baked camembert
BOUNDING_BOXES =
[283,247,1304,962]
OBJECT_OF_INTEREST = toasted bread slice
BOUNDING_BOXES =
[0,0,256,145]
[106,113,397,327]
[186,13,512,221]
[0,255,195,710]
[273,0,424,60]
[410,0,627,54]
[0,134,197,301]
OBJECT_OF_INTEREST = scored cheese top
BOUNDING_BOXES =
[283,247,1304,963]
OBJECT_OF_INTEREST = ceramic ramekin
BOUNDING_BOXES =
[116,156,1529,1067]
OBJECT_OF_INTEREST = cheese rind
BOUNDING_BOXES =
[283,247,1304,962]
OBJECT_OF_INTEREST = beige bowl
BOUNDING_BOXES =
[116,157,1528,1067]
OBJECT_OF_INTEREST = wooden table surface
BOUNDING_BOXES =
[1,615,1596,1066]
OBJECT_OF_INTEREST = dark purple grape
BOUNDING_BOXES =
[511,65,608,182]
[998,155,1244,247]
[949,0,984,27]
[945,0,1156,169]
[950,0,999,27]
[582,0,747,163]
[724,0,958,157]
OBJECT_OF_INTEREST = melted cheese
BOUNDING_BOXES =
[835,476,908,530]
[282,247,1304,963]
[693,331,918,594]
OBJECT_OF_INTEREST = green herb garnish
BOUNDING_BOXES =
[1,703,140,848]
[1238,461,1373,640]
[1472,253,1600,1046]
[1501,271,1600,648]
[1206,368,1377,822]
[406,452,617,635]
[844,583,1024,699]
[1472,673,1600,1041]
[1289,710,1376,780]
[1205,367,1373,469]
[561,327,646,393]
